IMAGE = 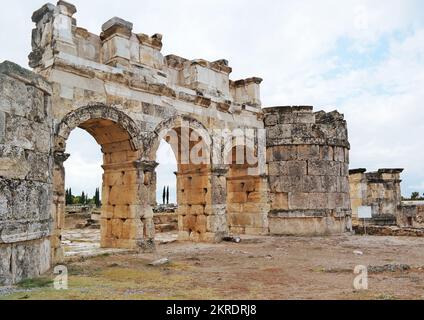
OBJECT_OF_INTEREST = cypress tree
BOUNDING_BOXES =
[69,188,73,205]
[162,186,166,205]
[95,188,101,207]
[166,186,170,205]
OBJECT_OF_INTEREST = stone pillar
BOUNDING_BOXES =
[30,1,77,69]
[135,160,159,251]
[177,165,229,242]
[264,106,352,236]
[226,171,270,236]
[101,17,133,68]
[101,159,153,250]
[54,1,77,52]
[51,152,69,264]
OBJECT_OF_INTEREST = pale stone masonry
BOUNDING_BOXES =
[349,169,403,226]
[1,1,353,285]
[265,107,351,235]
[399,201,424,228]
[349,168,424,228]
[0,62,53,285]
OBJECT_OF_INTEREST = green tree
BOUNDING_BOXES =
[411,192,420,200]
[94,188,101,208]
[162,186,166,205]
[166,186,170,205]
[65,188,74,205]
[81,191,86,205]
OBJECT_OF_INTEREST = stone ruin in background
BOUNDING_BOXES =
[349,168,424,233]
[0,1,352,285]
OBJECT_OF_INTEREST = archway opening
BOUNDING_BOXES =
[152,121,213,242]
[52,113,143,262]
[63,128,103,256]
[154,139,178,238]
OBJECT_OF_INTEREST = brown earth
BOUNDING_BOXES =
[2,233,424,300]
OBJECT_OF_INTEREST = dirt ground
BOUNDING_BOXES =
[2,233,424,300]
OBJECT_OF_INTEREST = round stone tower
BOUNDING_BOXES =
[264,106,352,235]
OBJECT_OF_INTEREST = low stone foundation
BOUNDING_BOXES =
[269,210,350,236]
[0,239,51,286]
[353,225,424,237]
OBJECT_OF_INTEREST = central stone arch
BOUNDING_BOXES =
[142,115,228,242]
[51,104,149,263]
[143,114,212,161]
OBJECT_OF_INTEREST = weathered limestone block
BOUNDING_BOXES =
[0,239,51,286]
[0,61,53,286]
[264,106,352,235]
[101,17,133,67]
[230,77,262,108]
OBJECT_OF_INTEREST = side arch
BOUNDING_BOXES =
[50,104,152,264]
[143,114,212,162]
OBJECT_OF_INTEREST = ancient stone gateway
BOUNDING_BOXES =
[0,1,352,285]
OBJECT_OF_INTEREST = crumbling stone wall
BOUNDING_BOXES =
[264,107,352,235]
[349,169,403,226]
[398,201,424,228]
[0,62,53,285]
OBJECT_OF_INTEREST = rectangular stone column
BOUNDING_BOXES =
[101,161,145,249]
[177,165,229,242]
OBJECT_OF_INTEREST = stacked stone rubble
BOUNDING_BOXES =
[264,107,352,235]
[0,61,53,285]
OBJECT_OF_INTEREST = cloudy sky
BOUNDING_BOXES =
[1,0,423,200]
